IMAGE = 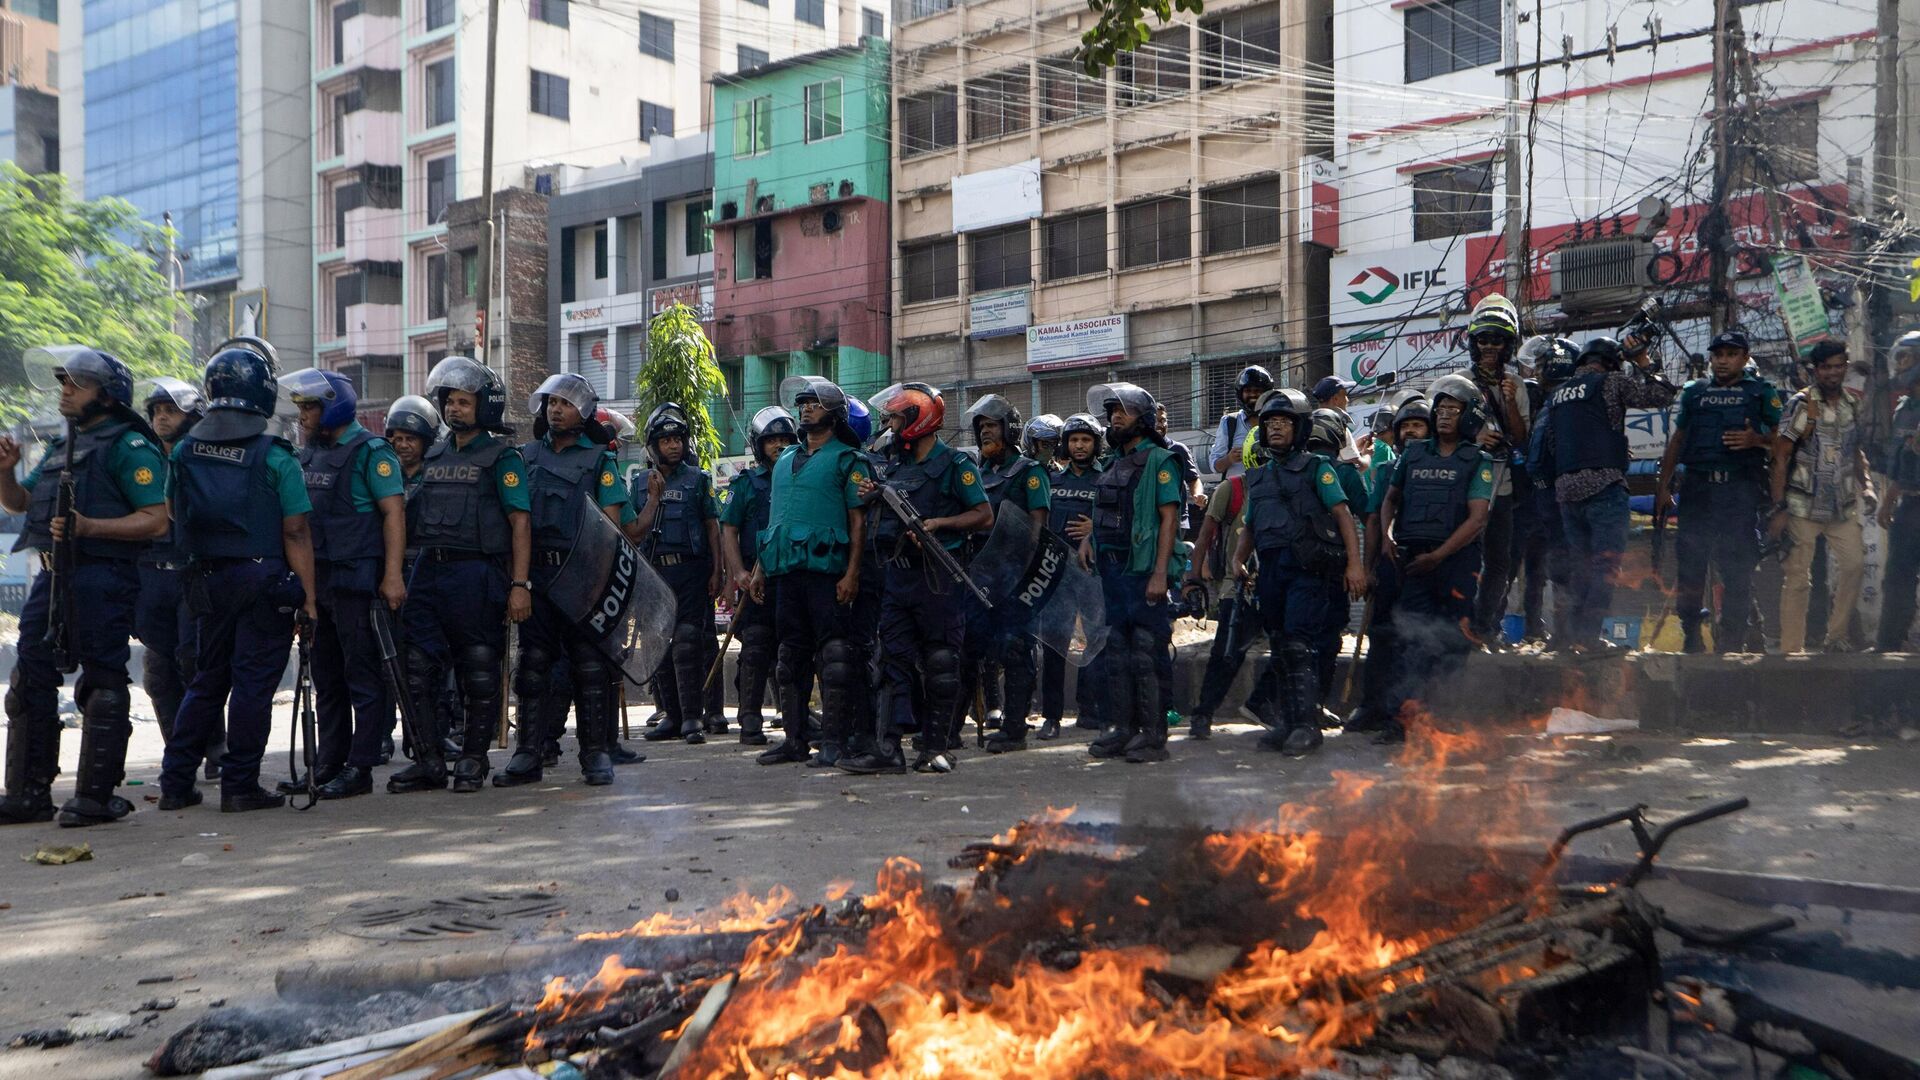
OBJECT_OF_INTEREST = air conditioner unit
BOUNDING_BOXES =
[1550,237,1655,313]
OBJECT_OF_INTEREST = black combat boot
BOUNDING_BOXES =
[221,786,285,813]
[1186,714,1213,741]
[1276,642,1325,758]
[316,765,374,799]
[493,696,548,787]
[0,703,57,825]
[1037,716,1062,740]
[574,672,616,786]
[58,688,137,828]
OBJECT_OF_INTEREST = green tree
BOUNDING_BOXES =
[0,163,195,422]
[637,303,727,468]
[1078,0,1207,75]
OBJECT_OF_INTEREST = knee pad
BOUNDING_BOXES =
[673,621,702,649]
[81,682,132,732]
[819,638,858,691]
[775,640,808,688]
[570,652,609,687]
[458,645,500,701]
[925,646,961,698]
[738,622,775,665]
[1129,626,1161,664]
[514,646,555,700]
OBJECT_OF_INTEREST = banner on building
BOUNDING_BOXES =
[1329,240,1469,325]
[1026,314,1127,372]
[953,159,1043,233]
[1770,253,1831,356]
[970,289,1030,339]
[1333,317,1459,390]
[1298,156,1339,249]
[647,281,716,323]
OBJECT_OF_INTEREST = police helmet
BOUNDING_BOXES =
[1391,396,1432,440]
[283,367,360,431]
[964,393,1023,450]
[1427,372,1487,439]
[870,382,946,443]
[1579,336,1627,372]
[846,396,872,445]
[1088,382,1157,443]
[192,341,281,441]
[1024,413,1064,457]
[1893,331,1920,392]
[1254,387,1314,455]
[598,408,636,447]
[781,375,848,420]
[748,405,798,465]
[140,376,208,419]
[384,394,442,443]
[1237,365,1274,394]
[529,372,611,442]
[24,345,136,410]
[1306,407,1350,455]
[644,402,691,446]
[424,355,510,433]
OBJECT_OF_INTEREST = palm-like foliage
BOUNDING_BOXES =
[637,304,727,467]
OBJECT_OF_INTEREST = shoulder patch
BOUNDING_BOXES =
[1481,468,1494,483]
[1320,471,1334,485]
[1026,474,1041,490]
[376,460,394,478]
[600,471,615,487]
[850,469,867,485]
[133,466,155,486]
[502,471,521,487]
[127,436,149,449]
[1158,469,1172,484]
[960,470,977,485]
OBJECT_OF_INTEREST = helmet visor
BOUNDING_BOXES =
[780,375,846,413]
[138,376,206,416]
[24,345,109,394]
[425,356,495,397]
[1087,382,1153,421]
[749,406,795,440]
[529,372,598,417]
[282,367,341,406]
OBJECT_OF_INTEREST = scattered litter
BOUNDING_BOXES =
[961,806,970,814]
[180,853,211,866]
[260,927,285,935]
[1900,727,1918,742]
[197,833,220,838]
[119,891,152,901]
[142,794,159,803]
[136,975,179,986]
[1546,708,1639,735]
[135,998,177,1013]
[664,888,680,903]
[8,1028,74,1050]
[24,843,92,866]
[65,1012,134,1039]
[839,790,868,804]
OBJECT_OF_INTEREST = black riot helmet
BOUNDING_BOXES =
[1237,364,1274,398]
[645,402,691,446]
[1579,336,1627,372]
[528,372,612,443]
[1088,382,1159,450]
[1427,373,1488,441]
[1255,387,1314,456]
[424,355,511,434]
[747,405,798,465]
[1305,407,1350,456]
[1391,395,1432,441]
[965,393,1023,454]
[384,394,442,443]
[194,340,281,441]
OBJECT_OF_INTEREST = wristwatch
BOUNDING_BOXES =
[510,580,533,592]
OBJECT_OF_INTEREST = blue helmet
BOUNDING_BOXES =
[384,394,441,442]
[283,367,359,430]
[846,396,872,444]
[195,341,281,441]
[24,345,135,410]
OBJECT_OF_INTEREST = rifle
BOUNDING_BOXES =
[370,605,429,767]
[289,613,319,810]
[873,484,993,606]
[45,427,77,674]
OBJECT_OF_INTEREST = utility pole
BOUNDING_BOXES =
[1501,0,1525,309]
[1873,0,1900,216]
[1709,0,1733,335]
[474,0,502,366]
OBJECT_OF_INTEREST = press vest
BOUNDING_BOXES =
[412,437,513,555]
[873,445,965,547]
[728,466,774,561]
[174,431,288,560]
[1395,440,1480,546]
[1680,377,1773,471]
[1048,464,1100,539]
[761,440,860,577]
[1549,371,1629,476]
[522,437,605,552]
[15,421,145,561]
[636,463,710,558]
[300,430,385,587]
[1094,446,1152,550]
[1244,452,1325,554]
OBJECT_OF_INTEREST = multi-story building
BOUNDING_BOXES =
[0,0,59,174]
[1328,0,1908,419]
[311,0,879,418]
[544,135,716,455]
[889,0,1331,451]
[58,0,313,360]
[711,38,890,448]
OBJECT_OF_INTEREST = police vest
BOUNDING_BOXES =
[1048,464,1100,539]
[1680,377,1773,471]
[1244,452,1325,554]
[300,431,386,585]
[873,446,965,547]
[1549,371,1628,476]
[413,438,513,555]
[1889,398,1920,488]
[174,432,288,560]
[728,466,774,561]
[980,452,1039,512]
[1094,446,1152,550]
[1395,440,1480,546]
[762,440,859,577]
[15,420,146,561]
[636,464,710,558]
[522,437,605,552]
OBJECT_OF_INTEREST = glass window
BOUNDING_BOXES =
[531,70,570,119]
[805,79,843,142]
[531,0,569,27]
[1202,177,1281,253]
[426,252,448,319]
[1118,27,1188,106]
[733,95,772,156]
[1405,0,1499,83]
[863,8,884,38]
[971,225,1030,291]
[331,0,361,67]
[1411,163,1493,240]
[902,238,959,302]
[592,227,607,279]
[966,69,1029,142]
[424,58,454,127]
[738,44,768,71]
[1122,196,1189,268]
[906,0,952,19]
[1201,6,1280,88]
[425,0,453,31]
[685,200,713,256]
[1046,211,1107,280]
[736,220,774,280]
[639,14,674,61]
[425,155,452,225]
[333,181,365,250]
[899,86,957,158]
[640,100,674,139]
[1039,55,1102,123]
[796,0,824,27]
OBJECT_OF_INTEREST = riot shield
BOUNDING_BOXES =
[971,509,1110,667]
[543,493,677,685]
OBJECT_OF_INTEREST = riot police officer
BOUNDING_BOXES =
[495,374,627,787]
[964,394,1051,753]
[1346,394,1431,737]
[1083,382,1183,764]
[719,407,799,746]
[1875,333,1920,651]
[841,382,988,775]
[1038,413,1104,739]
[385,395,441,494]
[1227,390,1367,757]
[753,376,870,766]
[136,378,206,758]
[281,368,408,799]
[1376,375,1494,741]
[0,348,171,827]
[156,340,320,813]
[388,356,533,794]
[1657,330,1781,653]
[633,403,724,745]
[1024,414,1064,468]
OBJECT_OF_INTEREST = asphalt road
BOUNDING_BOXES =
[2,704,1918,1078]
